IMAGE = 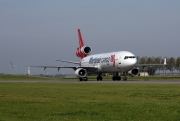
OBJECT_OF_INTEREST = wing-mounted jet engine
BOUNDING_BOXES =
[75,68,87,77]
[128,68,139,77]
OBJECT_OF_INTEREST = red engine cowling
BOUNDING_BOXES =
[76,45,91,58]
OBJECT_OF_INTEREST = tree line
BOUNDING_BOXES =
[137,56,180,75]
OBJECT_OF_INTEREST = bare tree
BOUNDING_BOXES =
[146,57,155,75]
[175,57,180,75]
[167,57,176,76]
[139,56,147,64]
[146,57,154,64]
[136,56,140,64]
[138,56,147,75]
[154,56,162,64]
[137,56,179,76]
[154,56,162,75]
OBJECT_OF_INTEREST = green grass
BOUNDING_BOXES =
[128,76,180,81]
[0,74,59,80]
[0,83,180,121]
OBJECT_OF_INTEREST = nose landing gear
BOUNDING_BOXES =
[122,72,127,81]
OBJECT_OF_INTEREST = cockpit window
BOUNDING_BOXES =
[124,56,135,59]
[124,56,128,59]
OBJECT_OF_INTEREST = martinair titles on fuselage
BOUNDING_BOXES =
[89,56,111,64]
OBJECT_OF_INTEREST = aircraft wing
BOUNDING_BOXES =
[29,65,98,72]
[10,59,98,72]
[136,63,165,67]
[80,66,98,72]
[55,60,79,64]
[30,66,75,71]
[135,58,167,68]
[53,59,98,71]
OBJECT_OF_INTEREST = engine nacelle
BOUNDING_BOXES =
[76,45,91,58]
[75,68,87,78]
[128,68,139,77]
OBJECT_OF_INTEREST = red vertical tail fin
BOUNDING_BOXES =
[76,29,92,58]
[78,29,84,48]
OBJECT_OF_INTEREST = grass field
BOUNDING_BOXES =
[0,74,59,80]
[0,82,180,121]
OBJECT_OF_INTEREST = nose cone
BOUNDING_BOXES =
[127,58,137,70]
[132,57,137,66]
[128,57,137,69]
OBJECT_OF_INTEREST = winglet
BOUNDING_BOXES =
[164,57,167,65]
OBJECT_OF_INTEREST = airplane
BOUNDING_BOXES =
[30,29,166,81]
[8,29,165,80]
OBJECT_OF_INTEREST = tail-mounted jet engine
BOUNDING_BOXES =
[76,46,91,58]
[75,68,87,77]
[128,68,139,77]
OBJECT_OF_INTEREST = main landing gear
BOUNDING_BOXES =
[79,72,127,81]
[97,73,102,81]
[112,72,121,81]
[79,77,88,81]
[112,72,127,81]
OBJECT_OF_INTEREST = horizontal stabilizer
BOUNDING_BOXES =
[10,60,19,69]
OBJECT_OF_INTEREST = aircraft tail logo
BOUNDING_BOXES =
[111,55,115,67]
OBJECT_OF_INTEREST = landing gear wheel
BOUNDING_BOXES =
[117,76,121,81]
[97,76,102,81]
[112,73,121,81]
[112,76,116,81]
[79,77,88,81]
[97,73,103,81]
[84,77,88,81]
[99,76,102,81]
[123,76,127,81]
[79,78,83,81]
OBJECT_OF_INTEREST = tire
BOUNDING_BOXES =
[79,78,83,81]
[112,76,116,81]
[117,76,121,81]
[123,77,127,81]
[84,77,88,81]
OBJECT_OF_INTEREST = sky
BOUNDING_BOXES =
[0,0,180,75]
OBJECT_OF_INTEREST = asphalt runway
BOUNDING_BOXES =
[1,80,180,84]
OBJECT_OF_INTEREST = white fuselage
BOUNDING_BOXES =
[81,51,137,73]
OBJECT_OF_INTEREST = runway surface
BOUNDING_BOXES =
[1,80,180,84]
